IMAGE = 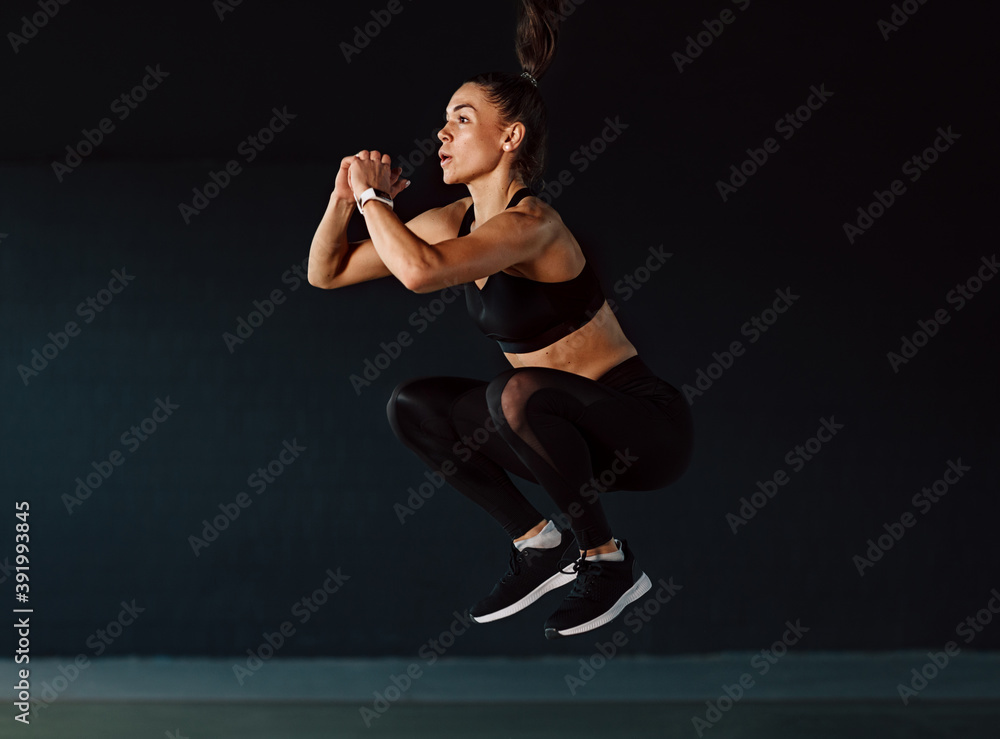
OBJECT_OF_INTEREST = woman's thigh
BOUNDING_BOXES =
[389,364,693,491]
[575,391,693,490]
[485,364,694,491]
[448,382,540,484]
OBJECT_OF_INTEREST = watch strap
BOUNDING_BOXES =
[357,187,393,215]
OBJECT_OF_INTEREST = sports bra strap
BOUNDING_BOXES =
[505,187,534,208]
[458,188,534,237]
[458,204,476,237]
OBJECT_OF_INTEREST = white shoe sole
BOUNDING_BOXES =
[545,572,652,638]
[470,569,578,624]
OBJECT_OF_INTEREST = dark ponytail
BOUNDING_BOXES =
[516,0,560,81]
[465,0,564,191]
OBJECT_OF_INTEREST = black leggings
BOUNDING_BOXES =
[385,355,694,550]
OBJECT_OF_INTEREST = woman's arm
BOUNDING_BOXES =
[309,153,412,290]
[361,198,555,294]
[307,194,361,288]
[346,150,555,293]
[308,153,385,288]
[308,197,471,290]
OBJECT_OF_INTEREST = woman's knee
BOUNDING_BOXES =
[485,368,538,430]
[486,367,575,435]
[385,377,432,441]
[386,376,484,443]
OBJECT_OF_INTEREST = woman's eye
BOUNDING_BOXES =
[459,116,469,123]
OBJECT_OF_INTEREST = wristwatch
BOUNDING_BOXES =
[356,187,394,216]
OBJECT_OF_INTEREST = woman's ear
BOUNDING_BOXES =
[504,122,527,152]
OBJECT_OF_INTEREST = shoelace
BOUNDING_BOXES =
[500,544,525,583]
[557,554,605,601]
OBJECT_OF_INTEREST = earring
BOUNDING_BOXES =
[504,144,510,150]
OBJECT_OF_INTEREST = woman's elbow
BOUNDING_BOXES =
[307,269,335,289]
[402,265,433,293]
[408,263,468,294]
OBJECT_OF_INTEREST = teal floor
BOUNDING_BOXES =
[18,701,1000,738]
[8,654,999,737]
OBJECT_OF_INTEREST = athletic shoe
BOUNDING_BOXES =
[543,538,651,639]
[468,529,578,623]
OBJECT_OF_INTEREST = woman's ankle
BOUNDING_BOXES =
[513,519,548,543]
[580,538,618,557]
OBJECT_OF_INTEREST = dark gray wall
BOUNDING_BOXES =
[2,0,998,660]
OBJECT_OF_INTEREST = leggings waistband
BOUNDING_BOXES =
[595,354,658,387]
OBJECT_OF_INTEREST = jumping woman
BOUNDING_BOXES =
[308,0,693,638]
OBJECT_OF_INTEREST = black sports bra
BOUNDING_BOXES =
[460,188,607,353]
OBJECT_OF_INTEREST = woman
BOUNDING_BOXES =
[308,0,693,639]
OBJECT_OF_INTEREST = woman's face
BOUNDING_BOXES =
[437,83,508,185]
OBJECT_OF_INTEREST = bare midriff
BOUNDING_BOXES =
[473,274,639,381]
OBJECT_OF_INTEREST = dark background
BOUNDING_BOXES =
[2,0,998,659]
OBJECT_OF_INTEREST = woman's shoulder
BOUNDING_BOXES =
[437,192,560,237]
[512,191,560,222]
[513,193,566,243]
